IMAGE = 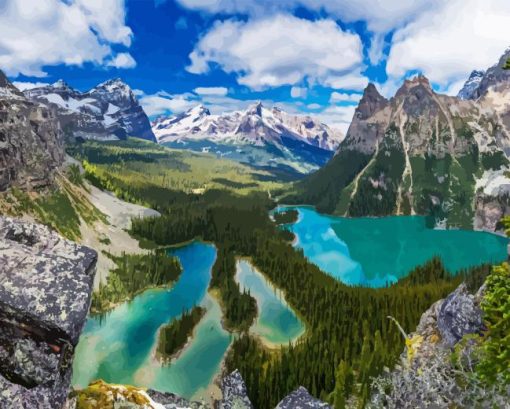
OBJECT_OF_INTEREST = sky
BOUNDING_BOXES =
[2,0,510,133]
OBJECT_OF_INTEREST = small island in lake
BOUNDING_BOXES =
[273,209,299,225]
[157,305,206,363]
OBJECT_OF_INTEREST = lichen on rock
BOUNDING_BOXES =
[0,217,97,409]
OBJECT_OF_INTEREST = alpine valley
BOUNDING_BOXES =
[0,25,509,409]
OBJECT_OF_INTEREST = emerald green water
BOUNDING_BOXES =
[277,206,509,287]
[235,260,305,345]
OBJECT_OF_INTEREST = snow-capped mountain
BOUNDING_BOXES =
[153,102,344,174]
[457,70,485,100]
[24,79,155,142]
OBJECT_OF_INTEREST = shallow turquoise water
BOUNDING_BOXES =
[235,260,305,345]
[72,241,232,400]
[277,206,509,287]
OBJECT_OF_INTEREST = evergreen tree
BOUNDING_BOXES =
[334,360,353,409]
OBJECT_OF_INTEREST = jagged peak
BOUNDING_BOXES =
[93,77,131,93]
[362,83,385,100]
[468,70,485,79]
[52,79,71,89]
[246,101,263,116]
[395,75,433,97]
[0,69,10,88]
[190,103,210,116]
[353,83,388,120]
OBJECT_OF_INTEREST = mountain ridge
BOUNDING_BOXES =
[153,102,344,174]
[286,50,510,231]
[24,78,156,142]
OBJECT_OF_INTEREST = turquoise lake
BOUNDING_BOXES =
[72,241,232,400]
[235,260,305,346]
[276,206,509,287]
[72,241,305,399]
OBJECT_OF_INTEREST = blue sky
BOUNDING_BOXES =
[2,0,510,132]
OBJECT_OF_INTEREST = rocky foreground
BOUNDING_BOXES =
[0,217,331,409]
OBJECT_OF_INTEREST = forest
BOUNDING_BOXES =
[91,251,182,314]
[157,306,206,362]
[73,140,506,408]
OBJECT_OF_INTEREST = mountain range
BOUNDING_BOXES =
[287,49,510,231]
[152,102,344,174]
[24,79,155,142]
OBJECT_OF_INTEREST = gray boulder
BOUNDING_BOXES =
[219,369,253,409]
[437,283,485,347]
[0,217,97,409]
[275,386,331,409]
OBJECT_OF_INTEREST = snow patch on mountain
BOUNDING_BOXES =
[24,79,156,142]
[457,70,485,100]
[153,103,344,151]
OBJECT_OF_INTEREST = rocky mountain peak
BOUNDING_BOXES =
[0,69,24,98]
[457,70,485,100]
[192,104,211,117]
[355,83,388,120]
[246,101,263,116]
[459,46,510,99]
[395,75,433,98]
[52,79,72,90]
[23,77,155,142]
[0,69,10,88]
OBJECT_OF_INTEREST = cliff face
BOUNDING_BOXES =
[0,217,97,409]
[0,71,64,191]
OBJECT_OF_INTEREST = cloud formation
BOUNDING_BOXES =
[329,92,362,103]
[187,14,364,90]
[0,0,134,77]
[194,86,229,96]
[107,53,137,69]
[386,0,510,87]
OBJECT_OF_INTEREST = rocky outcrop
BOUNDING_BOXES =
[0,70,64,191]
[369,282,507,408]
[436,284,485,347]
[24,78,156,143]
[0,217,97,409]
[275,386,331,408]
[219,369,253,408]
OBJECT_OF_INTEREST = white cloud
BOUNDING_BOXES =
[107,52,137,69]
[307,103,322,110]
[194,86,229,96]
[330,91,362,103]
[132,88,145,96]
[324,72,369,91]
[386,0,510,88]
[175,0,432,32]
[139,92,198,116]
[290,86,307,99]
[0,0,133,77]
[187,14,364,90]
[12,81,49,91]
[314,104,356,134]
